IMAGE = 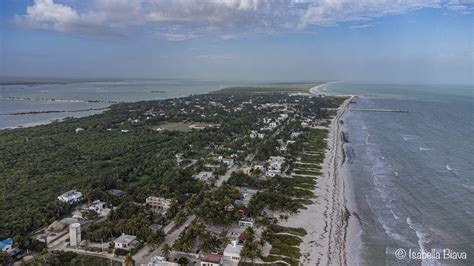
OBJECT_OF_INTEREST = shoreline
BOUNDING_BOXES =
[281,84,355,265]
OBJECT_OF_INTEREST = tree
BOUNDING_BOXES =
[125,253,135,266]
[161,243,172,258]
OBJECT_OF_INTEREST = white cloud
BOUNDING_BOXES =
[164,33,198,42]
[349,22,379,30]
[14,0,474,38]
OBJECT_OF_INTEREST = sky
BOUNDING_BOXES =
[0,0,473,84]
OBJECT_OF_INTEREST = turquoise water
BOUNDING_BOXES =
[0,80,234,129]
[322,83,473,265]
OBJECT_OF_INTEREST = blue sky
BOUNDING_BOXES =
[0,0,472,84]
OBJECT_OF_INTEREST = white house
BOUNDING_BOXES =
[200,253,222,266]
[222,157,235,168]
[238,218,254,228]
[114,234,138,250]
[194,171,214,183]
[223,241,243,263]
[75,128,84,133]
[58,190,83,203]
[87,200,107,214]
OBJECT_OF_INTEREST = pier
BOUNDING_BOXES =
[323,108,408,113]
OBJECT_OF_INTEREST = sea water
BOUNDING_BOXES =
[322,83,473,265]
[0,79,234,129]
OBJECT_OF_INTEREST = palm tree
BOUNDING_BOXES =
[125,254,134,266]
[161,243,172,258]
[180,241,190,253]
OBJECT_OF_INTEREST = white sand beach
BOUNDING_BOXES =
[281,92,353,265]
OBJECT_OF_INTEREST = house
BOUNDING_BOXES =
[58,190,83,203]
[146,196,173,213]
[114,234,138,250]
[222,157,235,168]
[148,256,179,266]
[108,189,126,197]
[121,129,130,133]
[87,200,107,214]
[223,241,243,263]
[175,153,184,164]
[266,156,285,177]
[194,171,214,183]
[75,128,84,133]
[238,218,254,228]
[200,253,222,266]
[249,130,258,139]
[0,238,13,254]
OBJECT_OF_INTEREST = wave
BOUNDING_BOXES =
[401,134,418,141]
[419,147,433,151]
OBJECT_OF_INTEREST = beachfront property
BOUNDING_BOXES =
[148,256,179,266]
[57,190,83,203]
[194,171,214,183]
[114,234,138,250]
[223,241,243,264]
[146,196,173,213]
[200,253,222,266]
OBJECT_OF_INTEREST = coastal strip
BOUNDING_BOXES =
[281,83,353,265]
[0,96,123,104]
[0,107,109,116]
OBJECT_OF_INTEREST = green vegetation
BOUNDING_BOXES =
[0,84,345,265]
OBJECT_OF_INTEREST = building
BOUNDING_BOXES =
[108,189,126,197]
[148,256,179,266]
[114,234,138,250]
[238,218,254,228]
[223,241,242,263]
[146,196,173,213]
[58,190,83,203]
[194,171,214,183]
[87,200,107,214]
[200,253,222,266]
[0,238,13,254]
[175,153,184,164]
[266,156,285,177]
[69,223,81,247]
[222,157,235,168]
[75,128,84,133]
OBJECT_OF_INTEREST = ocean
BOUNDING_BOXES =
[320,83,474,265]
[0,80,235,129]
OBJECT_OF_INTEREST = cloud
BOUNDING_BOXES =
[163,33,198,42]
[14,0,474,38]
[349,22,379,30]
